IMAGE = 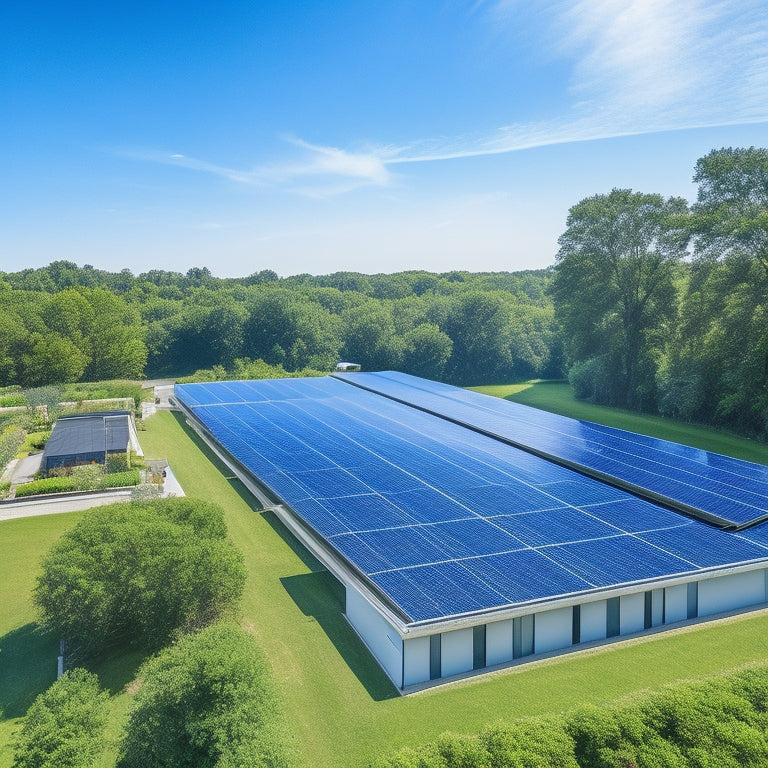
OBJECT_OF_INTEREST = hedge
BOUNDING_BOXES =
[15,476,76,496]
[100,469,141,489]
[13,470,141,497]
[371,664,768,768]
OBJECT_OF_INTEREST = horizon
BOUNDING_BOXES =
[2,1,767,278]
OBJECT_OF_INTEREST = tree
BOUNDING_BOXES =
[443,291,516,384]
[119,623,291,768]
[658,148,768,435]
[552,188,688,410]
[13,668,108,768]
[401,323,453,379]
[34,499,246,659]
[691,146,768,273]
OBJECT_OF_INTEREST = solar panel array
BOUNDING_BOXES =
[175,376,768,624]
[336,371,768,529]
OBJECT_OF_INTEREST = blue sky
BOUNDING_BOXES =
[2,1,767,278]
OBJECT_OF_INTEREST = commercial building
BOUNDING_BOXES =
[174,372,768,691]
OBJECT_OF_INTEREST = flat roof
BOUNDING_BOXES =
[174,375,768,625]
[43,412,131,460]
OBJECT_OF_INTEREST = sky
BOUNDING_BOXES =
[1,1,767,279]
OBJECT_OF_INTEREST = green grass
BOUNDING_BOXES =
[3,392,768,768]
[470,380,768,466]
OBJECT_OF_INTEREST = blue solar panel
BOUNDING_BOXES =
[338,371,768,528]
[543,536,695,586]
[493,507,623,547]
[174,377,768,624]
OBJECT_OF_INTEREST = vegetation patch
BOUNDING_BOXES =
[33,498,246,660]
[372,664,768,768]
[119,622,292,768]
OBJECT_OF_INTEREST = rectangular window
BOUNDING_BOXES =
[687,582,698,620]
[513,614,534,657]
[644,591,653,629]
[572,604,581,644]
[473,625,486,670]
[606,597,620,637]
[429,634,441,680]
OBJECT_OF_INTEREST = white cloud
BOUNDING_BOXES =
[390,0,768,163]
[123,1,767,191]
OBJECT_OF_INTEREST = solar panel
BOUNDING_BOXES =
[175,377,768,624]
[336,371,768,528]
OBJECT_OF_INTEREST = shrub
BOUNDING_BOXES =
[0,424,26,468]
[13,668,108,768]
[100,469,141,489]
[105,452,130,473]
[34,498,246,658]
[0,481,10,499]
[71,464,103,491]
[0,393,26,407]
[15,476,76,496]
[119,623,292,768]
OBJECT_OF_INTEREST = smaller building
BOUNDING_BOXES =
[41,410,141,473]
[335,361,361,372]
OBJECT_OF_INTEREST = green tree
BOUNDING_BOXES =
[34,499,246,659]
[443,291,516,384]
[13,668,108,768]
[552,188,688,410]
[691,146,768,273]
[401,323,453,379]
[119,623,291,768]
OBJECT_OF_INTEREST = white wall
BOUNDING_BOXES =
[664,584,688,624]
[620,592,645,635]
[486,619,514,666]
[441,628,474,678]
[403,636,430,687]
[534,606,572,654]
[345,587,403,688]
[698,570,766,617]
[580,600,607,642]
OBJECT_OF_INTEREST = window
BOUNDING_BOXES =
[473,625,486,670]
[429,634,441,680]
[644,591,653,629]
[572,604,581,644]
[606,597,620,637]
[513,614,534,657]
[687,582,698,619]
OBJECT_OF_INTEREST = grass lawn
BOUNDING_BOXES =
[2,389,768,767]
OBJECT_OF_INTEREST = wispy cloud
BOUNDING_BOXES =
[116,139,394,198]
[393,0,768,163]
[123,0,767,192]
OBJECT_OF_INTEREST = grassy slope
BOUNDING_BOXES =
[2,388,768,767]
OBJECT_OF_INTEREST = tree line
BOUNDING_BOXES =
[0,264,560,386]
[1,145,765,439]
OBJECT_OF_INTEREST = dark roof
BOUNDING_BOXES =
[42,412,131,464]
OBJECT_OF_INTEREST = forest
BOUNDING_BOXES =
[1,146,766,440]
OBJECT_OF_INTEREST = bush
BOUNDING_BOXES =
[0,393,26,407]
[13,668,108,768]
[373,665,768,768]
[15,476,76,496]
[100,469,141,489]
[71,464,103,491]
[0,481,10,499]
[0,424,26,468]
[106,452,130,473]
[34,498,246,658]
[119,623,292,768]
